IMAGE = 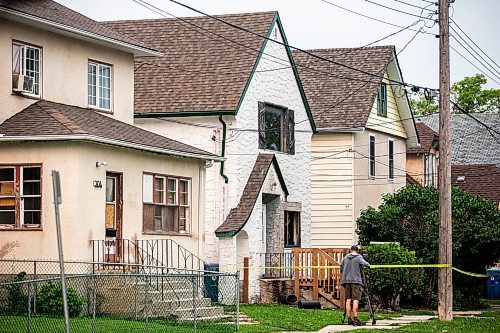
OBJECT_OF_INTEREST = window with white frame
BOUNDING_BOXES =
[142,173,190,233]
[12,42,41,96]
[369,135,376,177]
[424,154,436,186]
[88,61,112,110]
[0,165,42,229]
[388,139,394,180]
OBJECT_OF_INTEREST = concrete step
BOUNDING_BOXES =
[174,306,225,320]
[147,297,212,312]
[137,289,203,301]
[177,314,234,323]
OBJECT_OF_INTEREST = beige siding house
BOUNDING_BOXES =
[0,0,220,263]
[293,46,419,247]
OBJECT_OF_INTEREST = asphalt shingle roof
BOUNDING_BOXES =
[103,12,276,115]
[0,101,217,159]
[215,154,287,236]
[420,114,500,165]
[0,0,155,52]
[451,164,500,204]
[292,46,395,129]
[407,122,439,154]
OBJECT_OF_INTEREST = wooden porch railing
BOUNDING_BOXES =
[293,248,349,305]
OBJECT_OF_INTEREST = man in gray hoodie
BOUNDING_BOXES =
[340,245,370,326]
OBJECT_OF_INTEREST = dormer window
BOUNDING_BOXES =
[12,42,41,96]
[88,61,112,111]
[377,82,387,117]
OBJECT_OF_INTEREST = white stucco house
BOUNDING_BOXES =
[106,11,316,301]
[0,0,221,265]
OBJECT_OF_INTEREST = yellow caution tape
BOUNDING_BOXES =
[217,263,496,278]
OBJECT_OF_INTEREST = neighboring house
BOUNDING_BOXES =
[105,12,315,301]
[420,113,500,206]
[293,46,419,248]
[406,122,439,186]
[0,0,220,263]
[451,164,500,207]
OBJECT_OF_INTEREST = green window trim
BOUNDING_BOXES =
[377,82,388,117]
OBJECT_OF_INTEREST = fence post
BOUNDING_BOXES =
[293,248,300,303]
[134,274,138,320]
[92,275,97,333]
[145,275,149,333]
[242,257,249,304]
[192,275,197,333]
[312,249,319,301]
[236,271,240,332]
[33,261,37,314]
[27,282,32,333]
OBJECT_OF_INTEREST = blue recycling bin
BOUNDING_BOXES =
[204,263,219,302]
[486,267,500,299]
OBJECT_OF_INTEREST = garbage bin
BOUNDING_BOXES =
[486,267,500,299]
[204,263,219,302]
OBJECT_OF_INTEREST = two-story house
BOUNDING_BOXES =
[293,46,419,247]
[105,12,315,301]
[0,0,221,264]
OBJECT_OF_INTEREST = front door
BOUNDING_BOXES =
[105,172,122,262]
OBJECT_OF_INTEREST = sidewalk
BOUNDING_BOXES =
[283,315,436,333]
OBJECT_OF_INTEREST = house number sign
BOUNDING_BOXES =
[93,180,103,188]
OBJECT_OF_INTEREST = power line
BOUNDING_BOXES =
[450,46,500,86]
[364,0,432,19]
[318,0,436,36]
[392,0,436,13]
[164,0,435,90]
[450,18,500,72]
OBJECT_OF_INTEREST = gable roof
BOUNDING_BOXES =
[451,164,500,204]
[407,122,439,154]
[0,0,160,56]
[420,113,500,165]
[0,100,221,161]
[104,12,275,116]
[292,46,395,130]
[215,154,287,237]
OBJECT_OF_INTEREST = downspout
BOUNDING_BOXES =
[219,115,229,184]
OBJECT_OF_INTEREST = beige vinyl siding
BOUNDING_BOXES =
[366,73,408,138]
[311,133,354,247]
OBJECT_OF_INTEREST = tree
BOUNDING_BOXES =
[410,94,439,116]
[452,74,500,113]
[356,185,500,309]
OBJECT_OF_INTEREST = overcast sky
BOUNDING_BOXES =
[58,0,500,90]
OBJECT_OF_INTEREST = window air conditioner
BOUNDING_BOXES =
[12,74,34,93]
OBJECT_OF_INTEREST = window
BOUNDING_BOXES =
[369,135,376,177]
[258,102,295,154]
[388,140,394,180]
[88,61,112,110]
[424,154,436,186]
[12,42,41,96]
[0,165,41,229]
[142,173,190,234]
[377,82,387,117]
[284,211,300,247]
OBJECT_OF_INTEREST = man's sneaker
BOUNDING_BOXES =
[352,319,366,326]
[347,318,353,325]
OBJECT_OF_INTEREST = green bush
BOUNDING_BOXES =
[6,272,28,315]
[362,243,425,309]
[357,185,500,309]
[37,282,83,317]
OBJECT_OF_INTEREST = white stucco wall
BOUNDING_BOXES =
[0,18,135,124]
[0,141,205,262]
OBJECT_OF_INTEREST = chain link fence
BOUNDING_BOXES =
[0,260,239,333]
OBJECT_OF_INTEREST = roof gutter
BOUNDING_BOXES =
[218,115,229,184]
[135,110,235,118]
[316,127,365,133]
[0,7,162,57]
[0,134,224,162]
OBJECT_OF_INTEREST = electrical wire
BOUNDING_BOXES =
[450,46,500,86]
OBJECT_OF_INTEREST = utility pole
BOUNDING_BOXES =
[438,0,453,322]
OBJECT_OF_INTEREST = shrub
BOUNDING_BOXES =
[357,185,500,309]
[37,282,83,317]
[6,272,28,315]
[362,243,425,309]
